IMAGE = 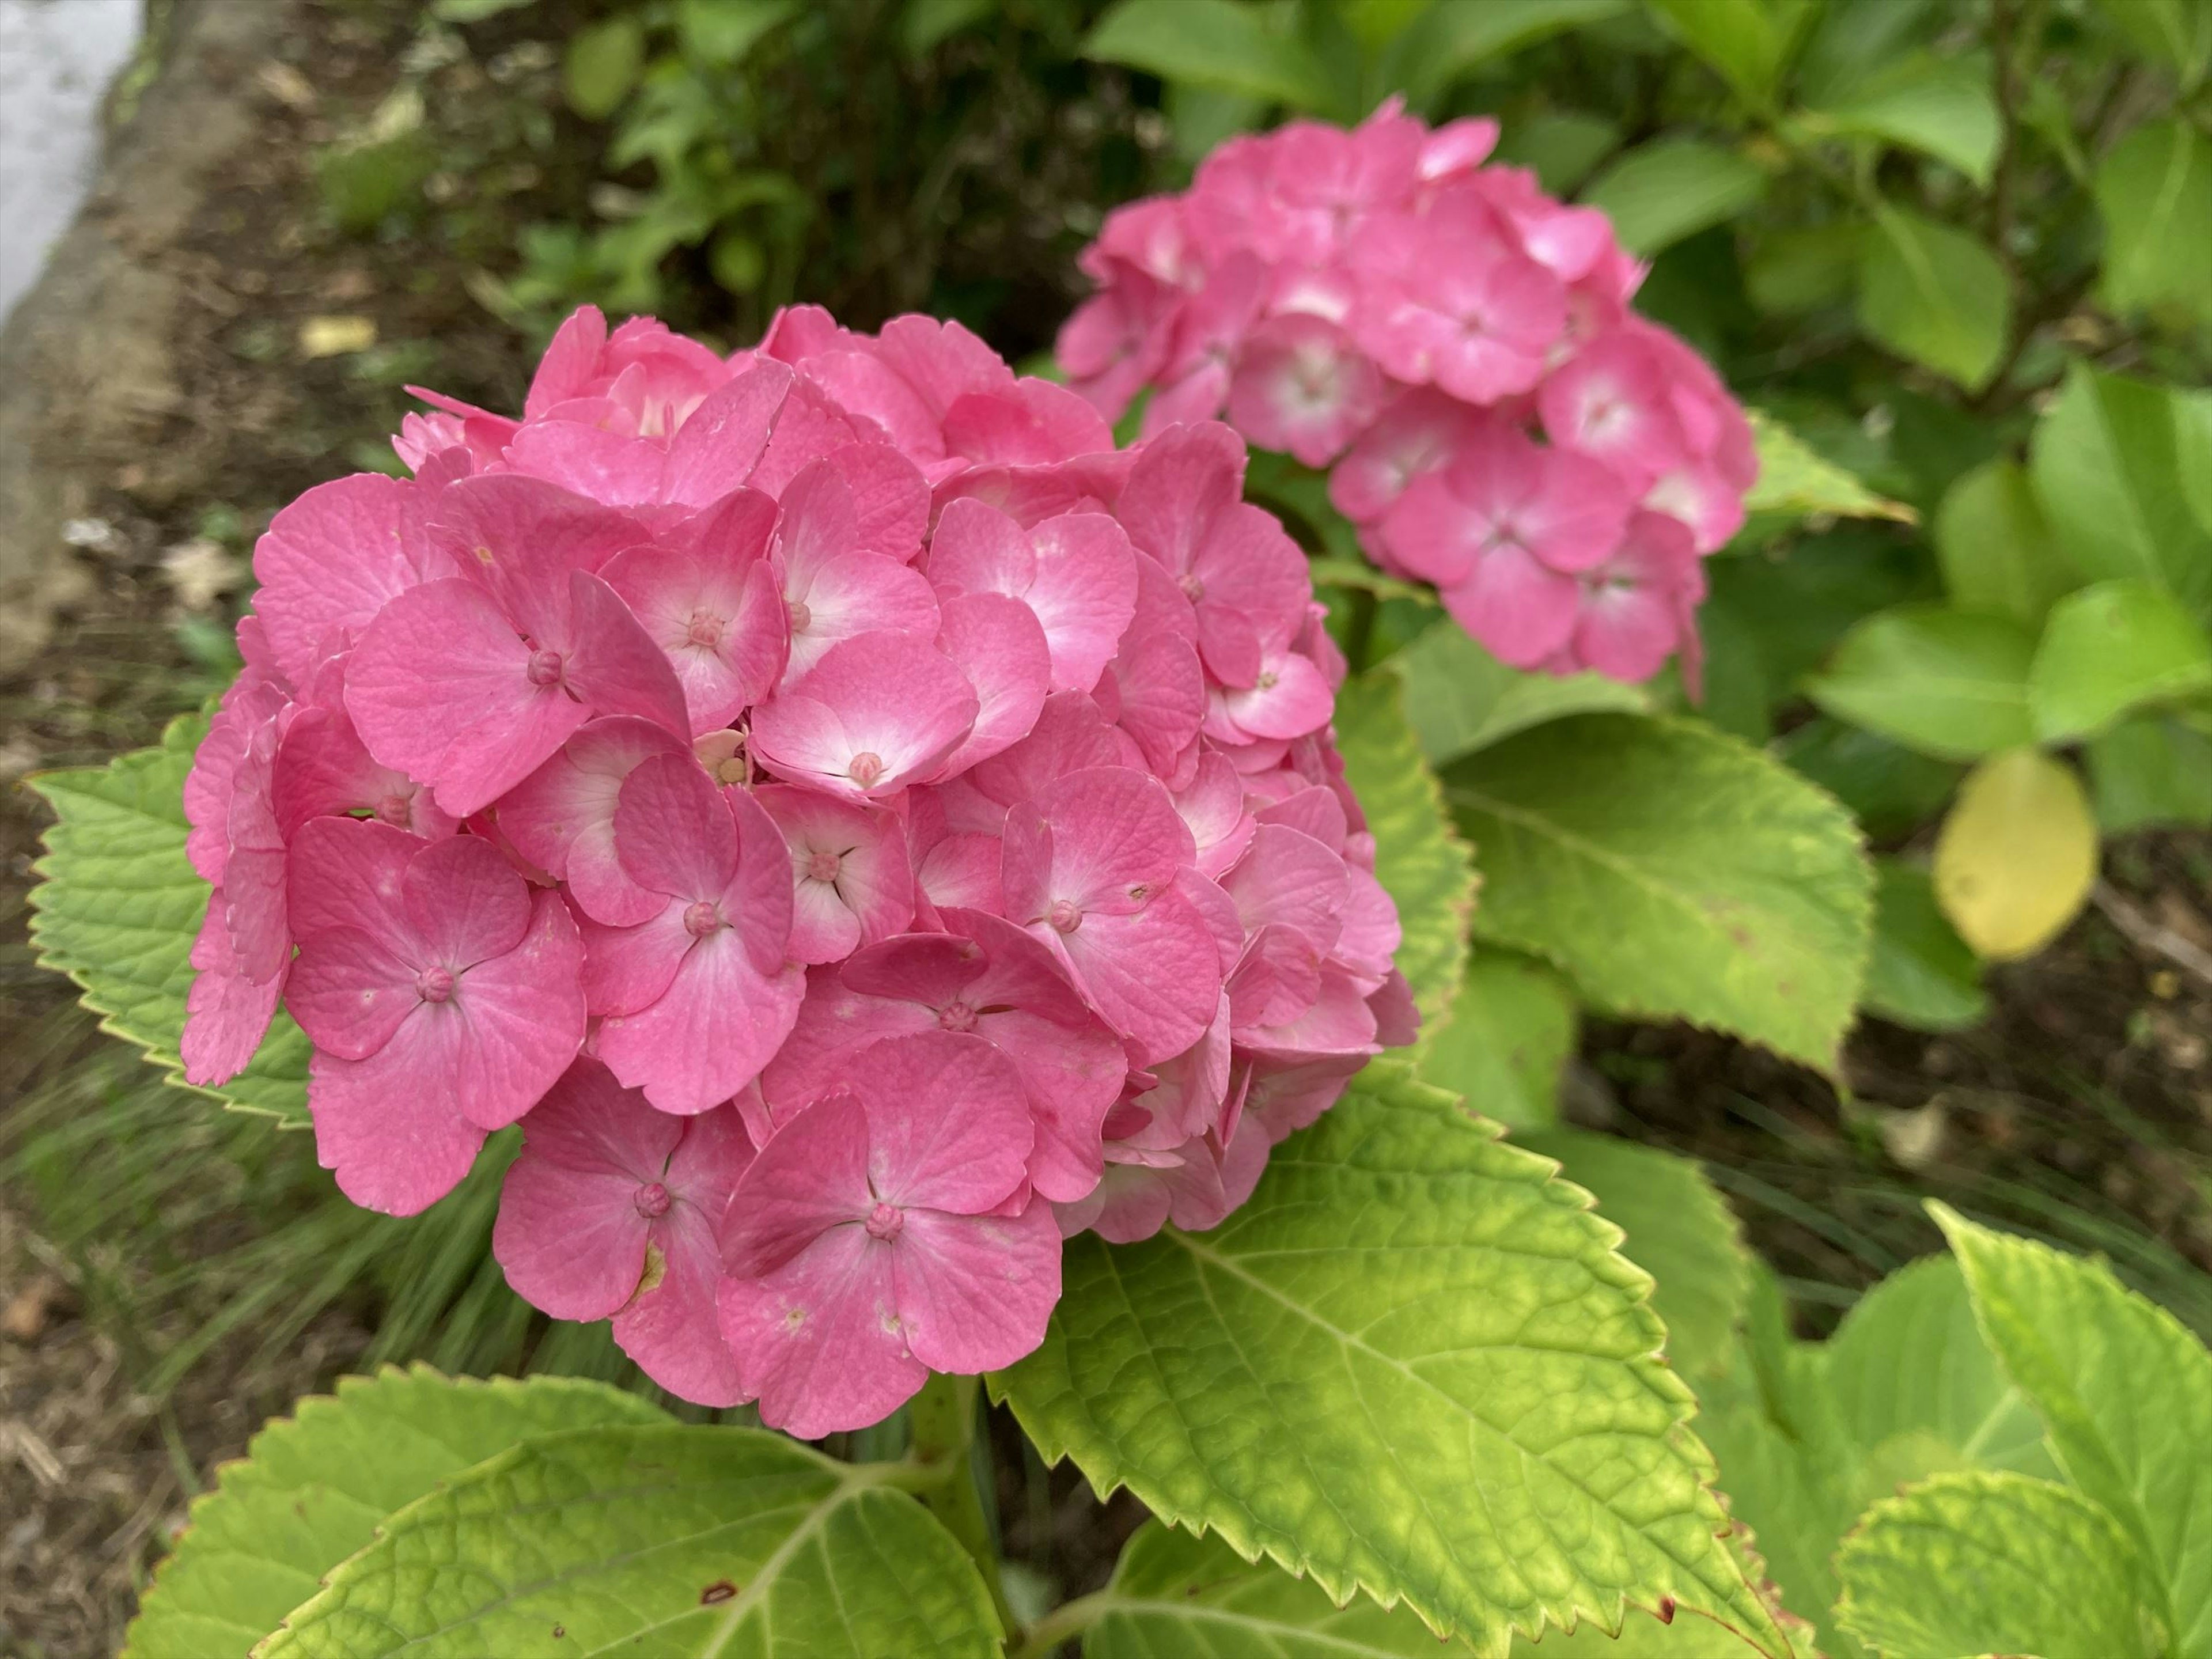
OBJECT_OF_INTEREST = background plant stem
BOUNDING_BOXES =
[906,1372,1017,1637]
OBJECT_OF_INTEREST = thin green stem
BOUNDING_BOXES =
[1007,1589,1118,1659]
[905,1372,1017,1637]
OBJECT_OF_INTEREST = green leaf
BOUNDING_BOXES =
[1936,1203,2212,1653]
[123,1367,668,1659]
[1521,1129,1752,1383]
[1419,951,1577,1131]
[1084,0,1341,115]
[1744,222,1866,316]
[1741,409,1916,525]
[1645,0,1795,105]
[1836,1471,2156,1659]
[1491,111,1622,196]
[430,0,538,21]
[257,1425,1001,1657]
[1822,1255,2052,1483]
[2031,363,2212,618]
[1582,138,1768,257]
[1805,603,2036,762]
[1861,861,1988,1033]
[1084,1522,1451,1658]
[2098,0,2212,88]
[2097,119,2212,327]
[997,1060,1787,1657]
[28,715,311,1129]
[1387,622,1648,768]
[1331,673,1478,1023]
[1775,718,1961,843]
[1855,204,2010,392]
[2175,388,2212,539]
[1389,0,1630,106]
[2088,715,2212,832]
[902,0,996,57]
[1933,458,2077,629]
[676,0,798,66]
[1808,51,2000,184]
[1445,713,1872,1070]
[562,15,646,120]
[2028,578,2212,743]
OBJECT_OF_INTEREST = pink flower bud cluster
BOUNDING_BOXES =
[1058,101,1759,686]
[180,304,1412,1433]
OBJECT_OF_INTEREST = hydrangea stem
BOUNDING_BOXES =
[906,1372,1017,1638]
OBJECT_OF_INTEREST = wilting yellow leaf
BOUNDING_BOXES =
[1933,747,2098,960]
[298,315,378,359]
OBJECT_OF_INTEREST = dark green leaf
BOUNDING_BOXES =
[1934,458,2077,629]
[902,0,996,58]
[677,0,798,66]
[1804,603,2037,761]
[1491,111,1622,195]
[1861,860,1988,1032]
[2097,118,2212,328]
[1645,0,1794,104]
[1419,950,1577,1131]
[1084,0,1342,115]
[2097,0,2212,88]
[1582,138,1768,256]
[1387,621,1648,767]
[1391,0,1630,106]
[2088,716,2212,832]
[1775,718,1963,842]
[1856,204,2010,391]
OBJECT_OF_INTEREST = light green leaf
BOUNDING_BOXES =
[1823,1255,2052,1483]
[1836,1471,2156,1659]
[1582,138,1768,257]
[1388,622,1648,768]
[1084,1522,1450,1658]
[257,1426,1000,1657]
[562,14,646,120]
[1936,1203,2212,1654]
[1491,111,1622,196]
[2098,0,2212,88]
[1521,1129,1752,1383]
[430,0,539,21]
[1389,0,1630,105]
[1933,748,2097,961]
[1933,458,2077,629]
[124,1367,668,1659]
[2031,363,2212,618]
[997,1060,1787,1658]
[1861,861,1988,1033]
[1856,204,2010,392]
[2088,715,2212,832]
[1420,951,1577,1131]
[1742,410,1916,524]
[1332,673,1478,1023]
[1645,0,1794,105]
[2097,119,2212,327]
[1744,222,1865,316]
[1804,604,2036,762]
[676,0,798,66]
[903,0,997,56]
[1445,713,1872,1070]
[1084,0,1341,115]
[1808,51,2000,184]
[28,714,311,1129]
[2028,578,2212,743]
[2175,387,2212,539]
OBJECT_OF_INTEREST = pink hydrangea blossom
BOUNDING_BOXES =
[1058,101,1757,685]
[178,298,1411,1433]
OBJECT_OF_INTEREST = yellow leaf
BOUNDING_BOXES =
[297,315,378,359]
[1933,748,2098,960]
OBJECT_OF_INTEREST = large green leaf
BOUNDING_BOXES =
[1937,1204,2212,1654]
[1520,1129,1753,1384]
[2098,0,2212,88]
[1855,204,2010,392]
[1420,951,1577,1131]
[1388,0,1629,106]
[1775,719,1960,843]
[124,1367,668,1659]
[1387,622,1647,768]
[1084,0,1342,115]
[1083,1522,1449,1658]
[1808,51,1999,184]
[1835,1471,2156,1659]
[2031,363,2212,618]
[1804,604,2036,762]
[1332,673,1479,1023]
[2176,387,2212,539]
[257,1425,1000,1657]
[996,1060,1787,1658]
[1820,1255,2052,1483]
[1741,411,1915,525]
[1582,138,1768,257]
[1861,861,1988,1034]
[2028,578,2212,743]
[1645,0,1797,104]
[1444,713,1872,1071]
[28,714,310,1129]
[2097,118,2212,327]
[2088,715,2212,832]
[1933,458,2077,629]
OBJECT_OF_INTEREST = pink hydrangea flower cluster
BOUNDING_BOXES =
[180,305,1411,1433]
[1058,101,1758,687]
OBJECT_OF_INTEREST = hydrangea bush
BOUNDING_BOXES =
[181,304,1412,1431]
[1059,100,1756,685]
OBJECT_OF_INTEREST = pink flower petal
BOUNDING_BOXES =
[749,632,979,802]
[251,473,454,687]
[595,926,804,1114]
[857,1031,1033,1213]
[720,1222,921,1438]
[499,717,694,928]
[932,593,1050,778]
[894,1200,1060,1373]
[308,1042,488,1217]
[402,833,533,969]
[722,1090,873,1276]
[613,752,738,902]
[756,785,911,965]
